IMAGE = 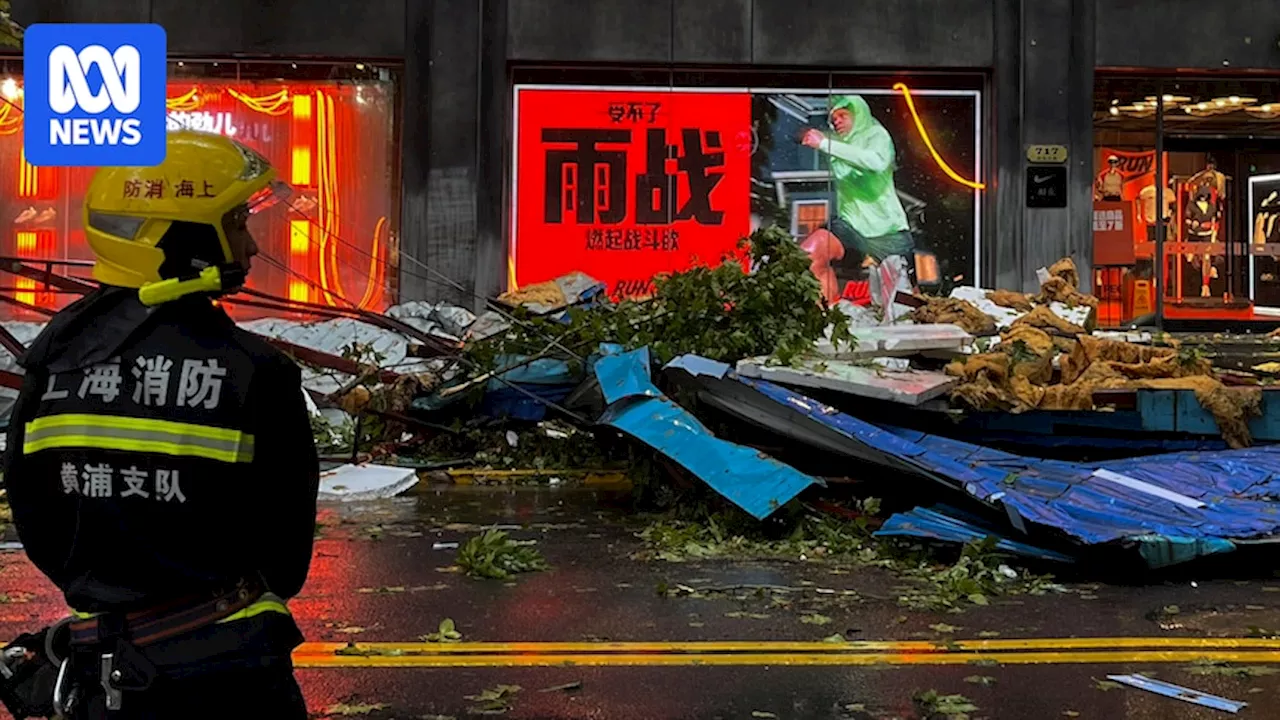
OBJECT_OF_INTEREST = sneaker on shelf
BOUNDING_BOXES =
[291,195,317,215]
[33,207,56,225]
[13,206,36,224]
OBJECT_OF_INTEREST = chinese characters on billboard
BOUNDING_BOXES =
[512,89,752,297]
[512,84,983,302]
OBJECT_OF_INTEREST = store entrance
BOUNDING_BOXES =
[1093,74,1280,329]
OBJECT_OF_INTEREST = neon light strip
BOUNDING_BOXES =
[358,217,388,310]
[892,83,985,191]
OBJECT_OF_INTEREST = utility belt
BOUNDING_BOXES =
[0,578,288,718]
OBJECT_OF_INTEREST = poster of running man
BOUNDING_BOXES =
[511,83,983,304]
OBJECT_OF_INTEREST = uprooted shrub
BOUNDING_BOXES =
[465,225,854,371]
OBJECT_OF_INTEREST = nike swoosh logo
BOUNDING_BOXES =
[1033,175,1052,184]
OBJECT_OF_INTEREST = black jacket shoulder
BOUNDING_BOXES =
[226,325,302,379]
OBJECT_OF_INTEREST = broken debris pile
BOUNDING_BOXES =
[5,233,1280,578]
[941,309,1260,448]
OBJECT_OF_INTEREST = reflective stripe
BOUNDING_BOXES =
[24,413,254,463]
[69,593,291,625]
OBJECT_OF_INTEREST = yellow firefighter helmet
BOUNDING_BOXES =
[82,129,290,300]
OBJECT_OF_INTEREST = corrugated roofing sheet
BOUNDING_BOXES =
[735,374,1280,567]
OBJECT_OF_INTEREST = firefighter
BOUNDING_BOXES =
[0,130,320,718]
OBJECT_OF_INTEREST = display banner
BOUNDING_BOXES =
[513,85,982,301]
[513,89,752,298]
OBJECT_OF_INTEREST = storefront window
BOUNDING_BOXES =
[509,70,986,303]
[1093,74,1280,328]
[0,59,401,319]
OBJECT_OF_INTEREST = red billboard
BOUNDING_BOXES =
[512,89,753,297]
[512,84,983,302]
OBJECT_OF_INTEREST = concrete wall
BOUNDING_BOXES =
[1097,0,1280,70]
[508,0,996,67]
[12,0,1280,307]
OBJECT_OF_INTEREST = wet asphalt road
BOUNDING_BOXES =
[1,486,1279,719]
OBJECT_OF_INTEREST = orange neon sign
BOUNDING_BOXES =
[893,82,986,191]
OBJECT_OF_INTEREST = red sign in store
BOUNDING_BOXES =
[512,89,753,297]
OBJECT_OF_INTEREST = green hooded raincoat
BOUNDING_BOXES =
[817,95,912,259]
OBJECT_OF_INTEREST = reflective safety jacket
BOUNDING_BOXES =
[1,287,319,628]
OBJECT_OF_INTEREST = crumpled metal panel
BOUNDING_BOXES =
[737,375,1280,566]
[875,506,1076,563]
[593,348,819,519]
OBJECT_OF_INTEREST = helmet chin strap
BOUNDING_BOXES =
[137,262,247,307]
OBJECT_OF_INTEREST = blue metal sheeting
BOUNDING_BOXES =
[875,506,1076,563]
[738,375,1280,567]
[593,347,820,519]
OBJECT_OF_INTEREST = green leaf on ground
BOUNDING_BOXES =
[464,684,521,715]
[457,530,548,580]
[537,681,582,693]
[929,623,960,634]
[801,613,833,626]
[1092,678,1123,691]
[963,675,997,687]
[913,690,978,720]
[422,618,464,643]
[323,702,389,715]
[1185,659,1280,678]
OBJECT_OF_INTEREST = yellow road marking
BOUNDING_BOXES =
[297,637,1280,655]
[294,649,1280,669]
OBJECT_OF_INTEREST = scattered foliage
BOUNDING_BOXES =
[537,681,582,694]
[638,509,1062,612]
[465,227,854,372]
[963,675,997,687]
[464,685,521,715]
[456,530,548,580]
[913,690,979,720]
[1091,678,1123,692]
[414,422,620,472]
[1185,659,1280,678]
[322,702,389,716]
[421,618,463,643]
[0,2,21,48]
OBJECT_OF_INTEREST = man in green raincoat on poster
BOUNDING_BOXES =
[798,94,916,305]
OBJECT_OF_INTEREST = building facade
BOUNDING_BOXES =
[8,0,1280,328]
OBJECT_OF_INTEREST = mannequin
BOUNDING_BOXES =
[1188,156,1228,197]
[1138,182,1175,225]
[1139,181,1175,245]
[1094,155,1124,201]
[1184,176,1222,297]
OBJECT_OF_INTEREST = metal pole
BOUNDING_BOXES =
[1154,80,1166,330]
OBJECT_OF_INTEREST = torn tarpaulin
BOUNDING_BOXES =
[663,356,1280,568]
[736,375,1280,568]
[592,347,820,519]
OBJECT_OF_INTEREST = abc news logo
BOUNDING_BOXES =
[24,24,166,167]
[47,44,143,147]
